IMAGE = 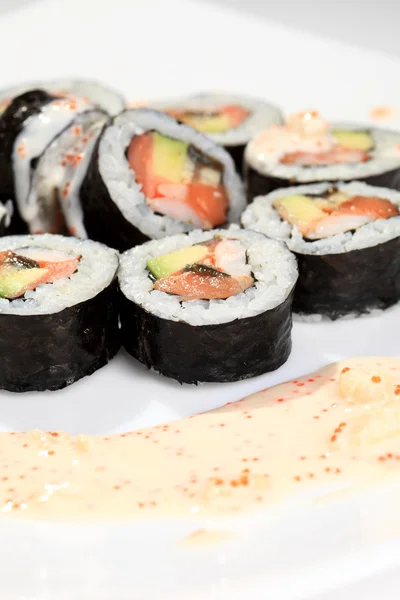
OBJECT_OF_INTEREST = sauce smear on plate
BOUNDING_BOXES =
[1,357,400,519]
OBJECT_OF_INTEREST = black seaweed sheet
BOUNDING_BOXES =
[245,164,400,202]
[80,137,149,252]
[0,280,120,392]
[293,236,400,319]
[225,143,245,174]
[120,289,294,384]
[0,90,57,233]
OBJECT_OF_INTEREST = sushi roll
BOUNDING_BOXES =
[244,110,400,201]
[119,226,298,383]
[80,109,246,252]
[0,78,124,116]
[27,109,109,236]
[241,182,400,318]
[152,93,282,171]
[0,90,98,232]
[0,235,119,392]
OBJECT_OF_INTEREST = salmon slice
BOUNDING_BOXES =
[280,146,370,166]
[335,196,399,219]
[154,265,252,300]
[0,249,80,299]
[127,131,229,229]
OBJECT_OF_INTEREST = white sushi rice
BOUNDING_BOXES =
[28,109,108,237]
[151,93,283,146]
[99,109,246,240]
[118,225,298,326]
[0,235,118,316]
[0,78,124,116]
[241,181,400,255]
[0,201,12,229]
[245,125,400,181]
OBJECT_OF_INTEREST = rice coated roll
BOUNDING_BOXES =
[0,90,96,232]
[242,182,400,318]
[152,93,282,171]
[245,110,400,201]
[119,226,298,383]
[80,109,246,252]
[0,78,125,116]
[27,109,109,236]
[0,235,119,392]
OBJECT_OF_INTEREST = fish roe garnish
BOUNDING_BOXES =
[341,367,350,374]
[371,376,381,383]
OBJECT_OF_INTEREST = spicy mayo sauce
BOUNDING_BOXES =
[1,357,400,520]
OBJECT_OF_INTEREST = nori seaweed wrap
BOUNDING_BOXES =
[118,227,298,383]
[0,235,119,392]
[241,182,400,319]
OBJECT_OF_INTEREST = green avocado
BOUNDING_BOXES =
[153,132,188,182]
[274,194,325,226]
[0,267,47,299]
[147,245,209,280]
[332,130,374,152]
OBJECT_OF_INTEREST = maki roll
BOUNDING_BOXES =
[119,226,298,383]
[242,182,400,318]
[0,235,119,392]
[244,110,400,201]
[0,90,97,232]
[152,93,282,171]
[0,78,124,116]
[80,109,246,252]
[27,109,109,236]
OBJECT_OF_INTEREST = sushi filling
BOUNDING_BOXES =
[167,104,250,134]
[273,188,399,240]
[146,237,254,300]
[127,131,229,230]
[248,111,374,168]
[0,247,80,299]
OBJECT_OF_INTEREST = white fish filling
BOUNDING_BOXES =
[99,109,246,240]
[119,226,298,326]
[241,182,400,255]
[0,235,118,316]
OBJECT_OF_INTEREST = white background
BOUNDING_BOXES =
[0,0,400,599]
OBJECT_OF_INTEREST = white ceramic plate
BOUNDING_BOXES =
[1,0,400,597]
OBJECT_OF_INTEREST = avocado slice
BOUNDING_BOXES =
[332,130,374,152]
[147,245,209,280]
[274,194,325,226]
[153,132,188,183]
[186,114,230,134]
[0,267,47,299]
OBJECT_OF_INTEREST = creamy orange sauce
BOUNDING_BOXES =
[1,357,400,520]
[246,110,334,163]
[369,105,396,121]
